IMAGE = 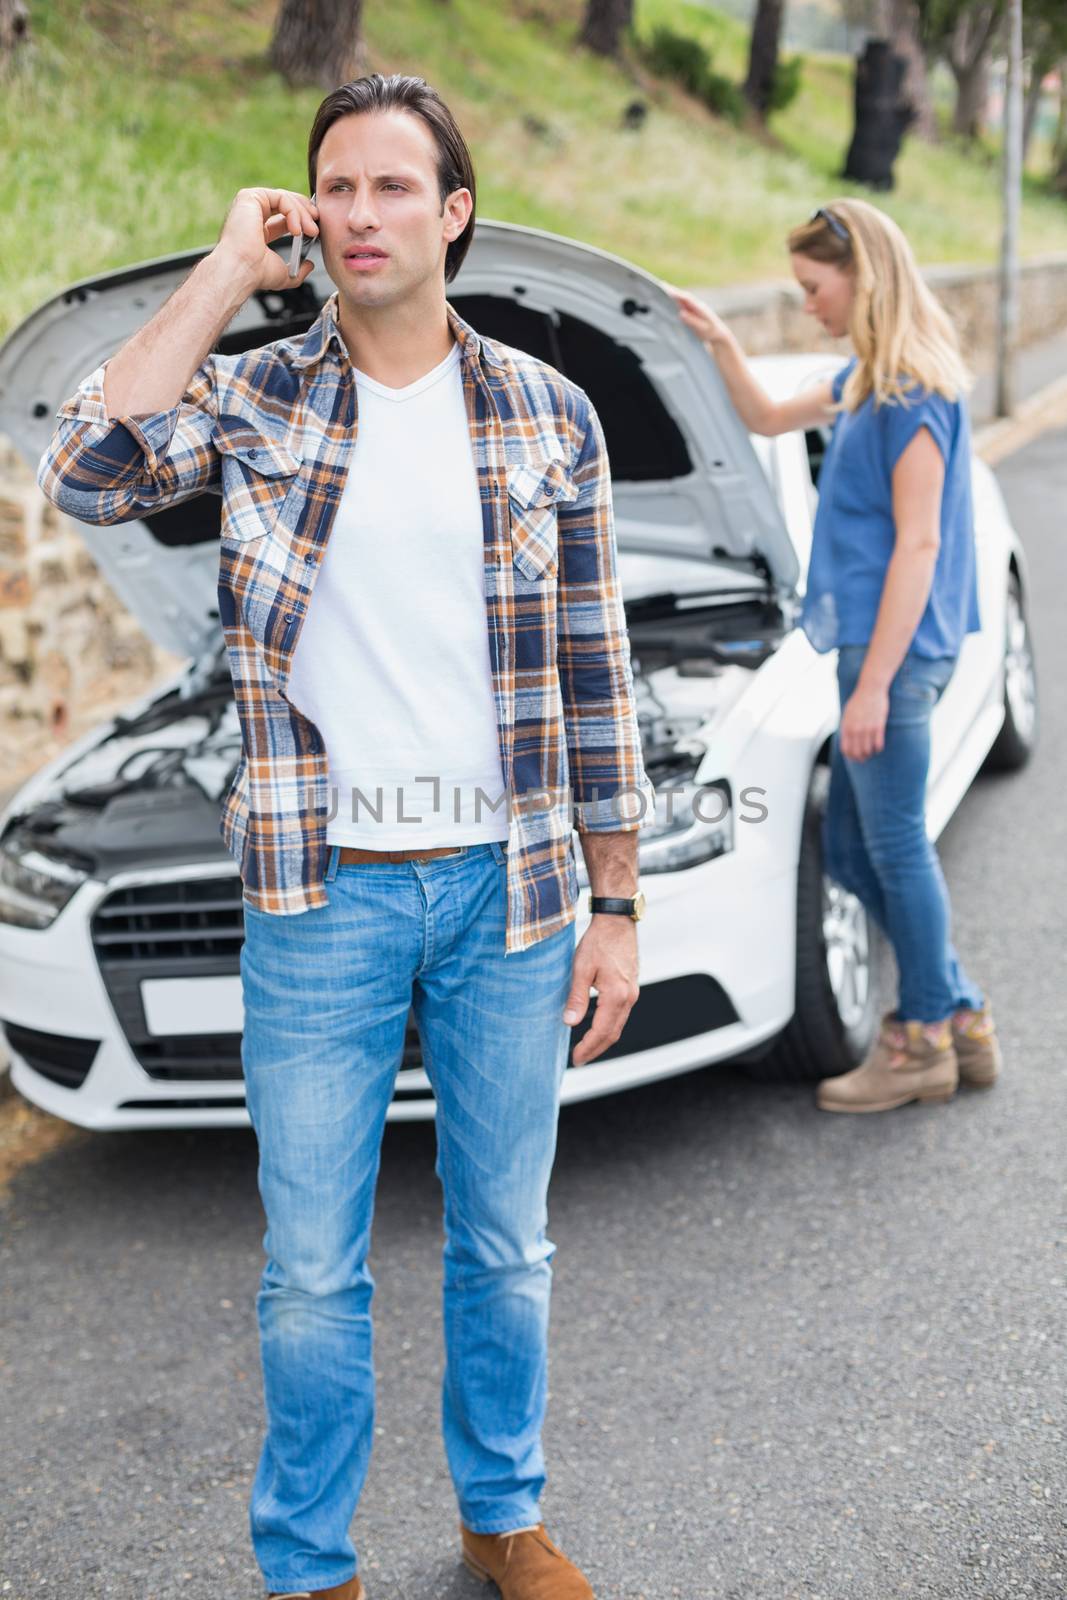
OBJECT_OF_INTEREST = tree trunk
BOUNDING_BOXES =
[887,0,938,140]
[743,0,785,121]
[1022,46,1054,164]
[0,0,30,76]
[950,53,989,137]
[843,38,913,188]
[945,2,1003,140]
[579,0,634,58]
[270,0,368,90]
[1052,57,1067,193]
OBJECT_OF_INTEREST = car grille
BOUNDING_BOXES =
[89,882,739,1092]
[91,875,246,964]
[90,875,248,1082]
[130,1024,427,1084]
[137,1032,244,1081]
[89,876,426,1084]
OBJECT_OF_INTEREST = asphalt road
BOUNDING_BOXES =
[2,431,1065,1600]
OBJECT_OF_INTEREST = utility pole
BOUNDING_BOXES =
[995,0,1022,418]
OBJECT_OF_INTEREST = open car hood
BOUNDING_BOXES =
[0,220,798,660]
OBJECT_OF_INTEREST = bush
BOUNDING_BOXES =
[704,69,746,124]
[770,53,804,114]
[642,25,712,99]
[640,24,744,126]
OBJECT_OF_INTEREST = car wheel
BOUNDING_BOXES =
[982,567,1038,773]
[746,766,880,1083]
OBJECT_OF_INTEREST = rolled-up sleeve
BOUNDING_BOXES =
[37,356,221,524]
[556,395,656,832]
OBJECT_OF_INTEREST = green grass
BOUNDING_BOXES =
[4,0,1067,342]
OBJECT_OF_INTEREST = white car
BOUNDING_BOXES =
[0,222,1038,1129]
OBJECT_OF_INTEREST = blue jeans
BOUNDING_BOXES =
[824,644,985,1024]
[239,840,577,1593]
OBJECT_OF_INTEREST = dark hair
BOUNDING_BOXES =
[307,73,476,283]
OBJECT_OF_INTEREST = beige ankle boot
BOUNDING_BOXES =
[951,998,1001,1087]
[816,1012,958,1113]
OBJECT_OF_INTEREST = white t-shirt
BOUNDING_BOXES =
[286,339,509,848]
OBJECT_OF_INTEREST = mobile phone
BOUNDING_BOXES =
[287,192,318,279]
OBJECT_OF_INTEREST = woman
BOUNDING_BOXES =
[666,198,1001,1113]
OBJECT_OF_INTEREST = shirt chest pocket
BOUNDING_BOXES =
[214,421,303,545]
[506,456,579,581]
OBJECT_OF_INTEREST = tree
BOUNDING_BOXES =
[843,38,915,187]
[270,0,368,90]
[0,0,29,77]
[884,0,937,141]
[838,0,937,141]
[1022,55,1050,165]
[857,0,1007,141]
[1052,61,1067,194]
[916,0,1005,139]
[945,2,1003,137]
[743,0,785,122]
[579,0,634,59]
[1021,0,1067,164]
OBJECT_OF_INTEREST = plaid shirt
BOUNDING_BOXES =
[37,291,655,953]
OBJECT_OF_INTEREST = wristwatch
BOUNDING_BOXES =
[588,891,646,922]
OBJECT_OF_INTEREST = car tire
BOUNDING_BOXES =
[982,567,1038,773]
[746,765,881,1084]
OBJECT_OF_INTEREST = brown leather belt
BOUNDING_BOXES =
[335,845,466,864]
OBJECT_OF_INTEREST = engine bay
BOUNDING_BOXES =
[3,586,791,877]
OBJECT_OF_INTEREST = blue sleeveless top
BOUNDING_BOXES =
[800,359,982,659]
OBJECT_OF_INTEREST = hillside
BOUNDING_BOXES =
[4,0,1067,342]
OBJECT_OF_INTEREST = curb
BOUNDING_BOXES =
[973,371,1067,465]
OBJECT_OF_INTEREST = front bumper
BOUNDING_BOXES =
[1,848,798,1130]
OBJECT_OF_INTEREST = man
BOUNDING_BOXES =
[38,73,654,1600]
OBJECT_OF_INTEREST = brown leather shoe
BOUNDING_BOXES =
[267,1577,364,1600]
[460,1521,593,1598]
[816,1012,958,1113]
[951,997,1002,1086]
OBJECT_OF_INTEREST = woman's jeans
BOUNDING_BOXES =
[239,840,577,1592]
[824,644,985,1025]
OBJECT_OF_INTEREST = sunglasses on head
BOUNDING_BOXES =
[811,206,849,243]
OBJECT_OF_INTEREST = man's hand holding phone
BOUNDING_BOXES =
[213,187,320,294]
[100,187,319,419]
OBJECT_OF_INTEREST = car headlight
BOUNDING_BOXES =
[0,839,91,929]
[575,779,735,885]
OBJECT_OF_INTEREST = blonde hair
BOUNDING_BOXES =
[787,198,972,411]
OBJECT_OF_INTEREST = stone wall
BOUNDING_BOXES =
[704,252,1067,369]
[0,437,183,794]
[2,251,1067,799]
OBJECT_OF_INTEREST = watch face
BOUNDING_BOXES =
[632,890,647,921]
